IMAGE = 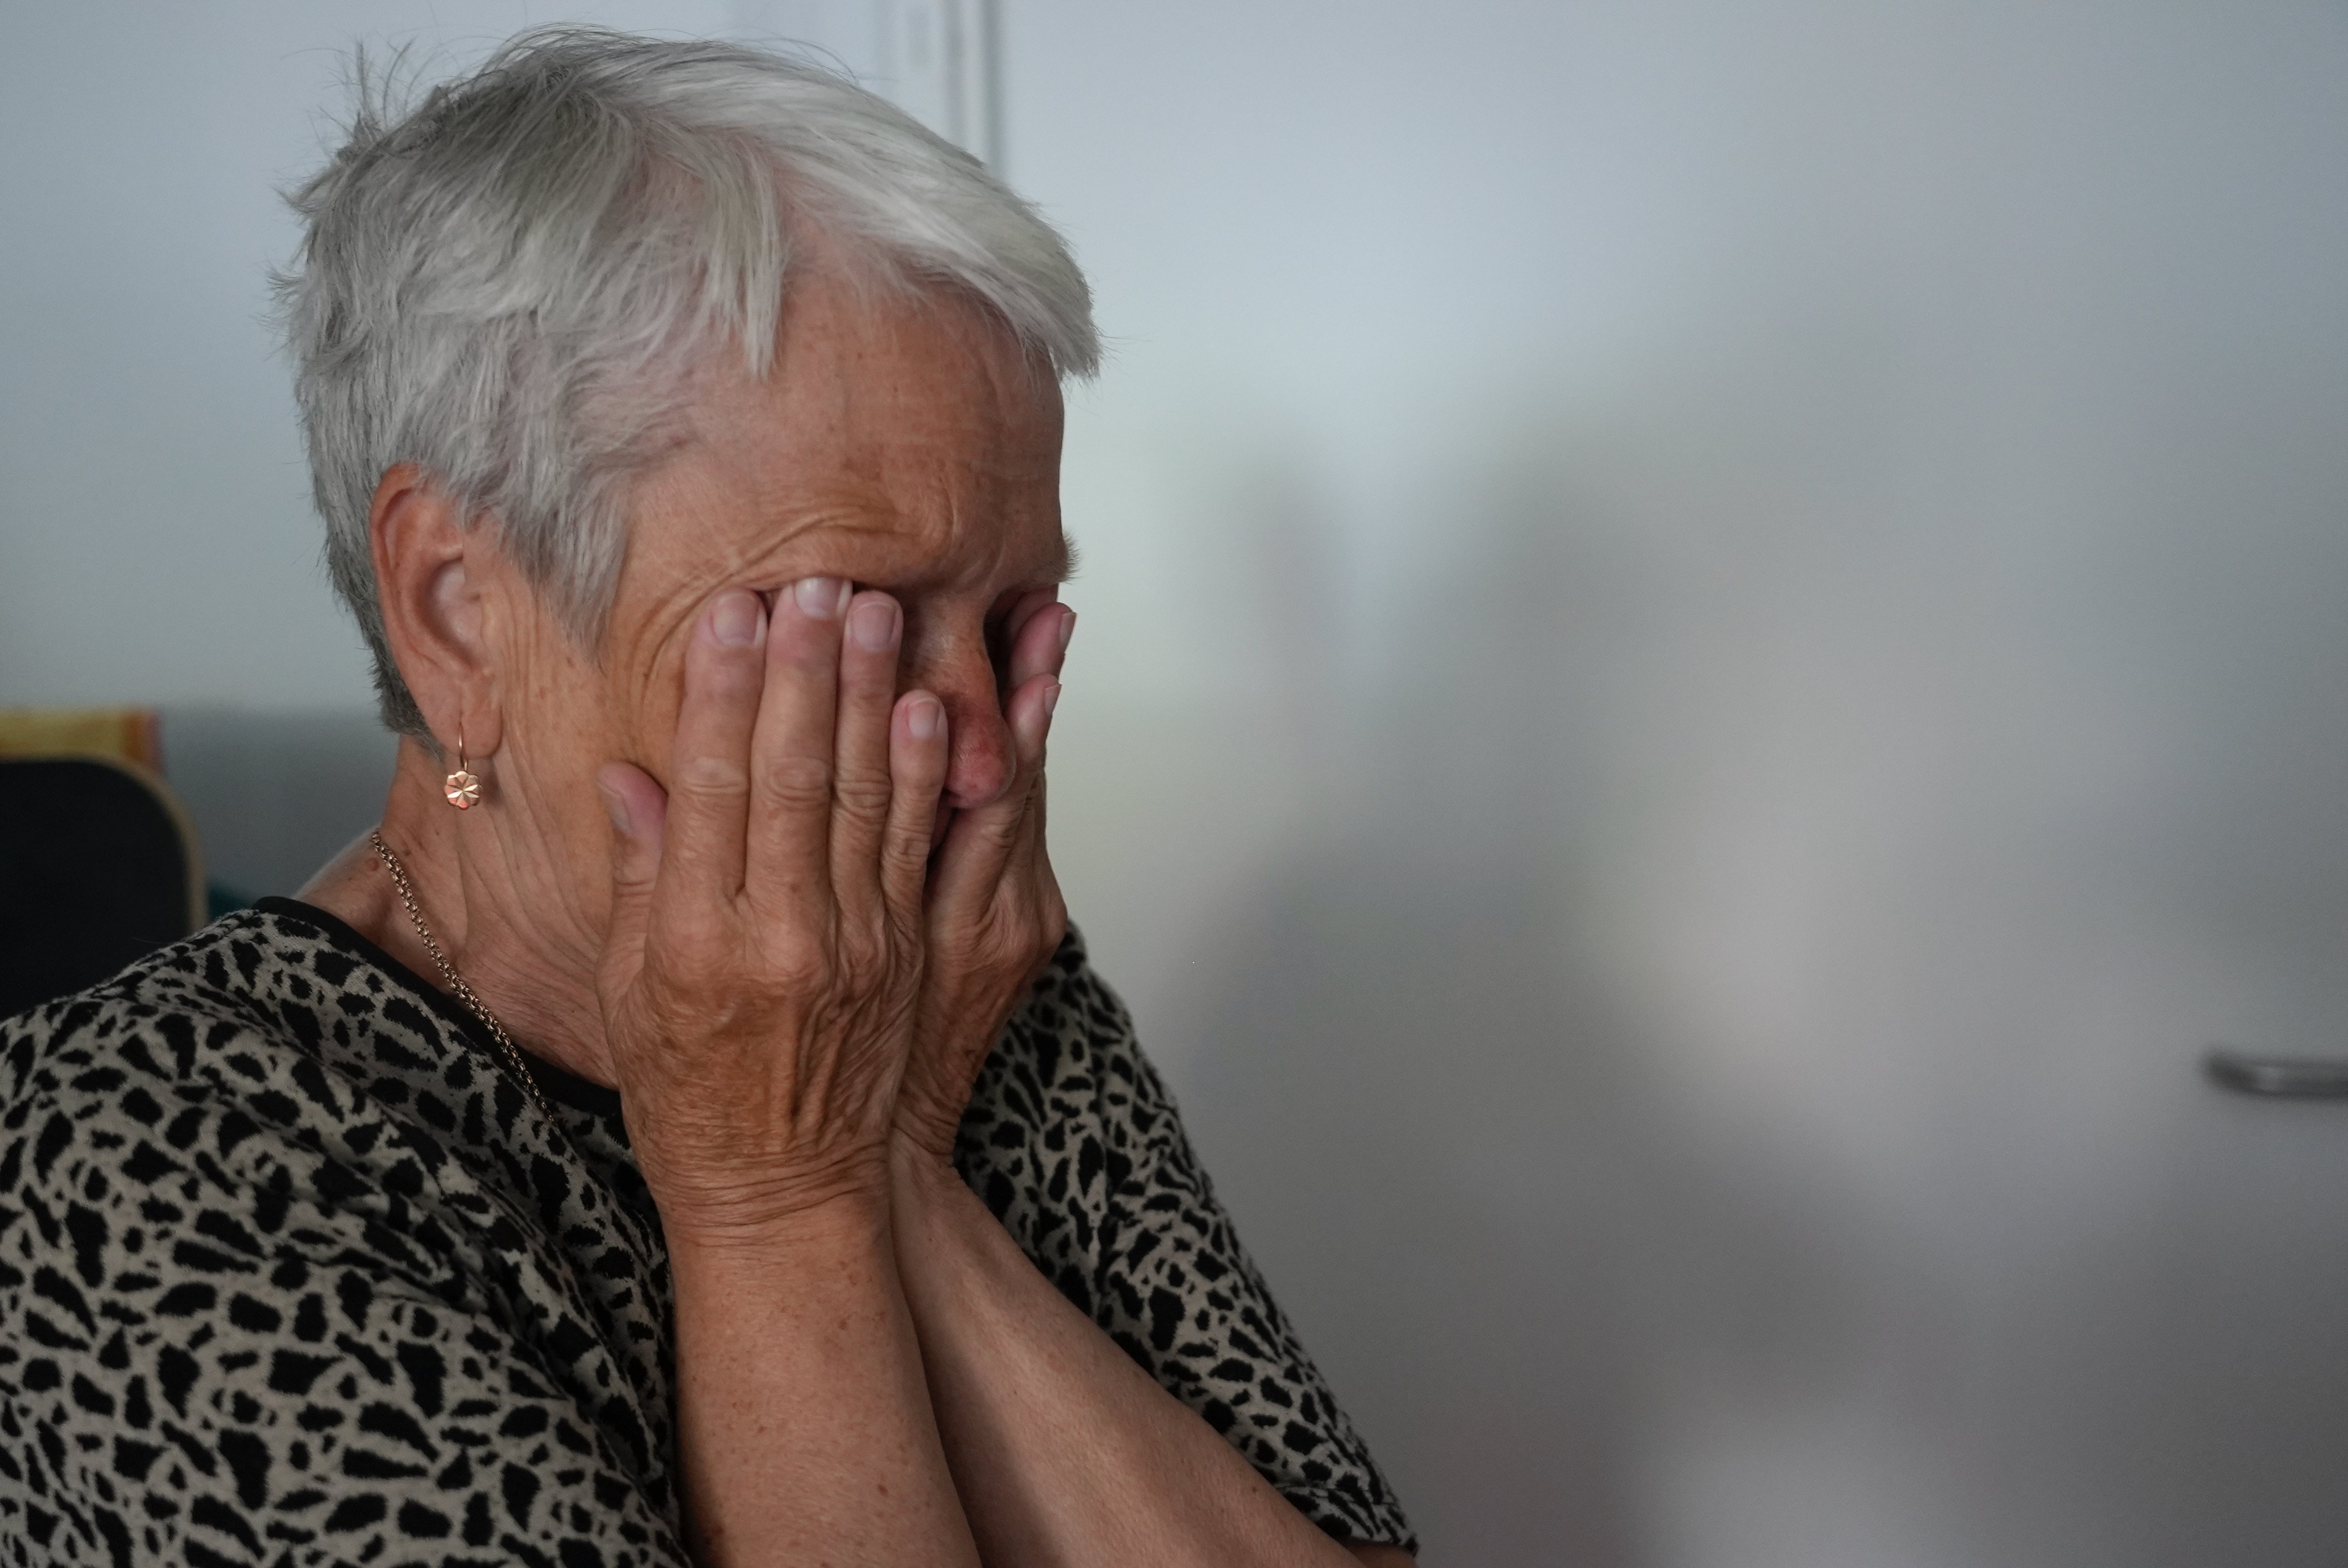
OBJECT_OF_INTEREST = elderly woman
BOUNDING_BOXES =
[0,29,1413,1568]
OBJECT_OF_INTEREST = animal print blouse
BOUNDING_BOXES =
[0,900,1412,1564]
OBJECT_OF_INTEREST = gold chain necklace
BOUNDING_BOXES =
[368,829,552,1119]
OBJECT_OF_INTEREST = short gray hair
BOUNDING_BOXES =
[275,27,1099,736]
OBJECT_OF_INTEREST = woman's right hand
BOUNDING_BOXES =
[591,579,949,1241]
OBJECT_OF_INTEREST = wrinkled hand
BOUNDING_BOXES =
[893,592,1073,1167]
[595,580,948,1239]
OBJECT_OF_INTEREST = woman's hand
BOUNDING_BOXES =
[893,591,1073,1168]
[594,580,950,1239]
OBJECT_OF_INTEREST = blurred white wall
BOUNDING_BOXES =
[8,4,2348,1565]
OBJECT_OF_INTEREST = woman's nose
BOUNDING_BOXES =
[914,642,1014,809]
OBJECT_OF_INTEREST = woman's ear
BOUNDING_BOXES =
[369,464,506,758]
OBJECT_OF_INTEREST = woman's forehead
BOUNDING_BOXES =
[622,419,1065,609]
[759,270,1057,428]
[689,276,1061,489]
[619,272,1066,592]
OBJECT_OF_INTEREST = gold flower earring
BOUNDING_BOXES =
[444,726,482,810]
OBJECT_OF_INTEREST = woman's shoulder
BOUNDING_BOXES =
[2,907,322,1106]
[0,902,563,1248]
[6,902,404,1069]
[3,901,529,1124]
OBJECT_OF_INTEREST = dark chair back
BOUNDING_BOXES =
[0,756,202,1018]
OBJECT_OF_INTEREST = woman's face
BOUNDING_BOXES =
[493,269,1070,919]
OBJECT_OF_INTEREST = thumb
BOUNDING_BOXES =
[595,761,669,1007]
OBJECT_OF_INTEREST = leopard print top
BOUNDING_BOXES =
[0,900,1412,1564]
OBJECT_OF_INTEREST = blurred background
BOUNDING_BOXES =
[7,2,2348,1562]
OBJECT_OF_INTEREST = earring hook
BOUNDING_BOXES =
[444,723,482,809]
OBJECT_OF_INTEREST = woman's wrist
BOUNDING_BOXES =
[889,1133,1003,1273]
[657,1162,898,1260]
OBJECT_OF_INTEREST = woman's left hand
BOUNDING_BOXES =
[891,592,1073,1167]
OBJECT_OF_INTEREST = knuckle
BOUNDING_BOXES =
[832,769,892,822]
[765,930,829,991]
[641,961,716,1017]
[651,936,727,994]
[757,754,833,810]
[842,914,895,975]
[968,809,1021,853]
[882,833,929,878]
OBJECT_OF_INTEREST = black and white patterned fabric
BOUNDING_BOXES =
[0,899,1412,1564]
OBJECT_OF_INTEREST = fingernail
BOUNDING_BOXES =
[908,695,944,742]
[599,783,631,837]
[850,597,900,652]
[795,576,847,618]
[1057,608,1077,656]
[1041,680,1062,719]
[710,590,763,646]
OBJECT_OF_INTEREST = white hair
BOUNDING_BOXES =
[274,27,1099,736]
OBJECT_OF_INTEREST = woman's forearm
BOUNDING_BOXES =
[888,1148,1372,1568]
[669,1194,981,1567]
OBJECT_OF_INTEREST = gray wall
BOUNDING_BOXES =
[8,4,2348,1564]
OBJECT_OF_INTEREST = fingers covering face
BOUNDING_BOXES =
[828,590,910,907]
[1000,591,1072,697]
[883,692,949,915]
[745,576,850,909]
[658,589,769,915]
[651,580,949,937]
